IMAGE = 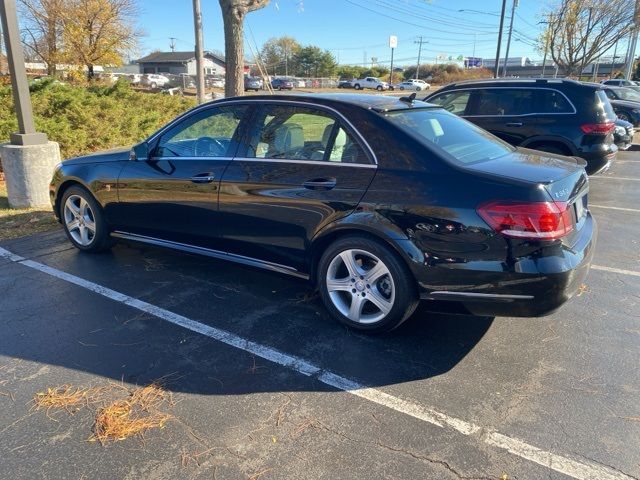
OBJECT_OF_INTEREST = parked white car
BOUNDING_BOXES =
[211,78,225,88]
[396,79,431,91]
[141,74,171,89]
[353,77,389,91]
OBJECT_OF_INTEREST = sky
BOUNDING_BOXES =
[135,0,554,67]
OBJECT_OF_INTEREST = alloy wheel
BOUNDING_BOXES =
[325,249,395,324]
[63,194,96,246]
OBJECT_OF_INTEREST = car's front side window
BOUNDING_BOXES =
[246,104,370,164]
[428,90,472,115]
[155,105,248,158]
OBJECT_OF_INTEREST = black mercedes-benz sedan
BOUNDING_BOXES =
[50,94,596,332]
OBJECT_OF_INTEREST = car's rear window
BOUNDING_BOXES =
[595,90,617,122]
[384,108,514,165]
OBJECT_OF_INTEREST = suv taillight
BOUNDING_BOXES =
[477,201,574,240]
[580,122,615,134]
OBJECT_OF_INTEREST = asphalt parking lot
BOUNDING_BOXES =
[1,150,639,480]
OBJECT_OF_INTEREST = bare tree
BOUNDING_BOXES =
[19,0,66,76]
[546,0,635,77]
[61,0,141,79]
[218,0,270,97]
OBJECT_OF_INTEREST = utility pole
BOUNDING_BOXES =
[169,37,176,52]
[192,0,205,103]
[494,0,508,78]
[389,35,397,85]
[415,36,427,79]
[502,0,518,77]
[625,0,640,79]
[541,13,554,78]
[610,40,619,78]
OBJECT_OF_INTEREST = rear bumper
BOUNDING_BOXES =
[413,214,597,318]
[578,145,617,175]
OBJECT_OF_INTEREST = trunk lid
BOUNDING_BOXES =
[466,148,589,245]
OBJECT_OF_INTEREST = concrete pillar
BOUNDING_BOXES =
[0,141,60,208]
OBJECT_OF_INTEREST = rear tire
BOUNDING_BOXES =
[376,85,383,91]
[354,84,362,90]
[317,236,419,333]
[617,111,631,123]
[60,185,114,253]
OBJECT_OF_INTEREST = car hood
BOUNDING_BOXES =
[610,99,640,109]
[62,146,131,165]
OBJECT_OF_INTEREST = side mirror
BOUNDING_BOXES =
[130,142,149,161]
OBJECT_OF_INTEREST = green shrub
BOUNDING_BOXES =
[0,80,195,158]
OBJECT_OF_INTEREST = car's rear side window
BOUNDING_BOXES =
[246,105,370,164]
[538,90,573,113]
[595,90,617,122]
[472,88,535,116]
[385,108,514,165]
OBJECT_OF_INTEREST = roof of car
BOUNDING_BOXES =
[218,93,436,112]
[437,77,600,90]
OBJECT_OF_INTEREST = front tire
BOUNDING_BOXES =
[60,185,114,253]
[317,236,419,333]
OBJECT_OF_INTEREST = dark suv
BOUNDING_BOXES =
[424,78,617,174]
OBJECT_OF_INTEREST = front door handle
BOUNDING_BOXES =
[505,122,524,127]
[190,173,216,183]
[303,178,337,190]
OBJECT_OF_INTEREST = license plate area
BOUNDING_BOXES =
[574,193,587,224]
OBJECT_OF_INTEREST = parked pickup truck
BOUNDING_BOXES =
[353,77,390,91]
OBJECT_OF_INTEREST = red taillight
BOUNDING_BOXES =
[580,122,615,134]
[477,201,574,240]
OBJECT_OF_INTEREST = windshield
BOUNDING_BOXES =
[616,88,640,102]
[384,108,514,165]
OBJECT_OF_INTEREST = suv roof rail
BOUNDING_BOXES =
[443,77,583,88]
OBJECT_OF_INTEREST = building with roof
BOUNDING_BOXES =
[136,51,225,76]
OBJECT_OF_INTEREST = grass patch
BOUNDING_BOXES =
[0,181,59,240]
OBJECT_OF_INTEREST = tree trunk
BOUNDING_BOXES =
[87,64,94,79]
[221,5,245,97]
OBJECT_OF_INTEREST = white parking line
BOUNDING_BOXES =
[591,176,640,181]
[589,204,640,213]
[591,265,640,277]
[0,246,634,480]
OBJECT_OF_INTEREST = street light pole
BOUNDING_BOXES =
[579,7,593,79]
[502,0,518,77]
[494,0,508,78]
[0,0,46,145]
[192,0,206,104]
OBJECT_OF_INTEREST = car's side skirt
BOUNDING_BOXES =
[110,231,310,280]
[423,291,534,302]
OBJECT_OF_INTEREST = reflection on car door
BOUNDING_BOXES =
[218,103,377,271]
[113,104,249,248]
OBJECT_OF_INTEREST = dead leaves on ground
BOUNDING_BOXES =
[31,381,173,444]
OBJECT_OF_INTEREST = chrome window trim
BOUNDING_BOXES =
[231,157,378,169]
[111,231,309,280]
[430,86,578,117]
[148,156,234,162]
[147,98,379,165]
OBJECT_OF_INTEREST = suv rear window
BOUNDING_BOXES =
[595,90,617,122]
[384,108,514,165]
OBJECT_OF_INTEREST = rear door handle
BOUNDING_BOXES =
[190,173,216,183]
[505,122,523,127]
[303,178,337,190]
